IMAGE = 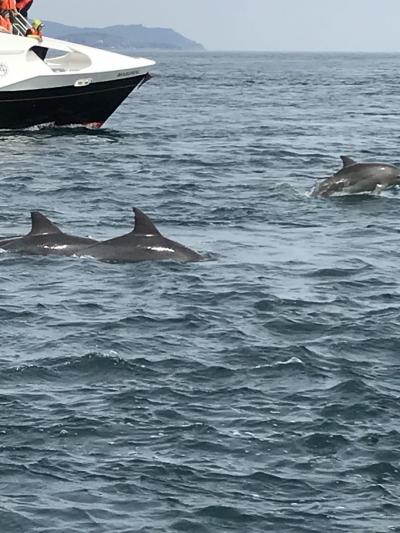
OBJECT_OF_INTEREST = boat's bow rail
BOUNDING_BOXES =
[11,11,31,37]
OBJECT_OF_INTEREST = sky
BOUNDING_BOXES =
[32,0,400,52]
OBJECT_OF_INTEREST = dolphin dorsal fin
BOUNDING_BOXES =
[132,208,161,236]
[29,212,63,236]
[340,155,357,168]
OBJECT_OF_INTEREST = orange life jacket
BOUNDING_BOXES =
[16,0,32,9]
[26,27,42,40]
[1,0,16,10]
[0,15,12,32]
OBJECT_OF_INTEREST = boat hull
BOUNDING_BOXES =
[0,73,149,129]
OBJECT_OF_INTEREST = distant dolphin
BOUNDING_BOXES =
[78,207,203,263]
[311,156,400,197]
[0,212,98,256]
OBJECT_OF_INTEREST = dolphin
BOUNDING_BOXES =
[311,156,400,197]
[78,207,203,263]
[0,212,98,256]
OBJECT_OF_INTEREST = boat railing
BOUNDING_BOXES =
[12,11,32,37]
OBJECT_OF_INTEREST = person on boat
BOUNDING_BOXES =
[16,0,32,18]
[0,0,16,31]
[25,17,43,41]
[0,0,16,16]
[0,10,12,32]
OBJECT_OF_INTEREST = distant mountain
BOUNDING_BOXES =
[43,21,204,51]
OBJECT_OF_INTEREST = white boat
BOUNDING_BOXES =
[0,15,155,129]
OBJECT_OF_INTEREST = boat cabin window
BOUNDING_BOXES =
[27,45,92,72]
[31,46,48,61]
[44,49,92,72]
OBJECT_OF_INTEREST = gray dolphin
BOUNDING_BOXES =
[78,207,203,263]
[0,212,98,256]
[311,156,400,197]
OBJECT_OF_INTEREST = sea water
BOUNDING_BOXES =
[0,51,400,532]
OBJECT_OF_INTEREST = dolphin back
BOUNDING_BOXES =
[312,156,400,197]
[0,208,202,263]
[0,211,98,256]
[78,208,202,263]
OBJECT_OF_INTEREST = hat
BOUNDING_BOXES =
[32,18,43,29]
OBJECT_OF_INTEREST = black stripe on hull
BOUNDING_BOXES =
[0,73,149,129]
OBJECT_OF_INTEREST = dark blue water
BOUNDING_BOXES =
[1,51,400,532]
